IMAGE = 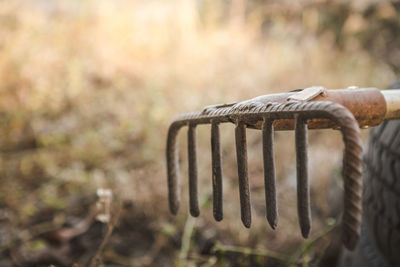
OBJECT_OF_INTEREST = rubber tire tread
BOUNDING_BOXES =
[363,79,400,267]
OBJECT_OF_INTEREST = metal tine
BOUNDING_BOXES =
[167,126,180,215]
[235,121,251,228]
[188,124,199,217]
[211,120,223,221]
[295,116,311,238]
[262,118,278,229]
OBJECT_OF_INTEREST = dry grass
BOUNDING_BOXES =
[0,0,397,266]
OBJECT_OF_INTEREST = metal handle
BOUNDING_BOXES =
[382,89,400,119]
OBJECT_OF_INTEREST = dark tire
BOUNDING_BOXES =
[362,79,400,267]
[339,222,388,267]
[339,79,400,267]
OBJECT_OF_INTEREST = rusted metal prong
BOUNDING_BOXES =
[235,121,251,228]
[188,124,199,217]
[262,118,278,229]
[211,120,223,221]
[167,122,182,215]
[295,116,311,238]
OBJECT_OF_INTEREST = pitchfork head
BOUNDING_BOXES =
[166,87,372,250]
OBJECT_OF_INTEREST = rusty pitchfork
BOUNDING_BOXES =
[166,86,400,250]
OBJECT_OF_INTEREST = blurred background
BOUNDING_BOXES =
[0,0,399,266]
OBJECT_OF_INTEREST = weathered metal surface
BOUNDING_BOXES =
[211,120,223,221]
[235,121,252,228]
[287,86,326,101]
[166,88,371,251]
[232,88,386,130]
[188,124,199,217]
[295,116,311,238]
[166,122,180,215]
[262,118,278,229]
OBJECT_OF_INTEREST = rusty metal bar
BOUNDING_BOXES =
[295,116,311,238]
[262,117,278,229]
[188,124,199,217]
[235,121,251,228]
[211,120,223,221]
[239,88,388,130]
